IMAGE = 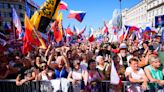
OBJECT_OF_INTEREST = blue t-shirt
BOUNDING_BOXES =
[54,67,68,78]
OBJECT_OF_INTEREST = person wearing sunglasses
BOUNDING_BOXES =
[67,59,88,92]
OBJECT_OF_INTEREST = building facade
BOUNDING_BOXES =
[147,0,164,26]
[122,0,164,28]
[0,0,39,31]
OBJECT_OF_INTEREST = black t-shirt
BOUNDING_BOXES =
[98,49,115,58]
[122,56,128,68]
[18,67,35,80]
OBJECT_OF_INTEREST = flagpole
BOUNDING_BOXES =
[119,0,122,30]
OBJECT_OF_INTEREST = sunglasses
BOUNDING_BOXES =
[74,62,80,65]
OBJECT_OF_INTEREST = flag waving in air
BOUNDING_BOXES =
[51,13,63,42]
[78,26,86,38]
[110,60,120,85]
[23,14,47,54]
[30,0,61,33]
[88,27,95,42]
[73,26,79,35]
[59,1,68,10]
[103,21,109,35]
[23,14,40,54]
[12,7,22,39]
[68,10,86,22]
[65,25,74,36]
[88,35,95,42]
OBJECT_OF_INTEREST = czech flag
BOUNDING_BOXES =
[119,30,125,42]
[88,34,95,42]
[103,21,109,35]
[73,25,80,35]
[110,60,120,85]
[68,10,86,22]
[125,25,130,30]
[66,26,74,36]
[59,1,68,10]
[78,26,86,38]
[112,26,118,35]
[3,23,11,32]
[129,26,139,32]
[12,7,22,39]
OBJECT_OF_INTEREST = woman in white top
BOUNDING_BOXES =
[125,57,148,92]
[67,59,88,92]
[35,64,53,80]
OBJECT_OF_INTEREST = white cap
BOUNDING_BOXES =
[119,43,127,49]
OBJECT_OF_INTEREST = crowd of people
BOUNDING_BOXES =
[0,35,164,92]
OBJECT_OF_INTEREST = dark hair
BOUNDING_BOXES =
[111,44,117,49]
[148,45,154,51]
[143,41,149,45]
[36,55,41,59]
[112,54,119,59]
[87,59,95,70]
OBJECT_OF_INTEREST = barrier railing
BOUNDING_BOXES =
[0,79,72,92]
[0,79,163,92]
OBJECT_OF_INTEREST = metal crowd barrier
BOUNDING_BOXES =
[100,80,130,92]
[2,79,163,92]
[0,79,72,92]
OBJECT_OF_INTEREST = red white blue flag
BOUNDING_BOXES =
[68,10,86,22]
[78,26,86,38]
[12,7,22,39]
[59,1,68,10]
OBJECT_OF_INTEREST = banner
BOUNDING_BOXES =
[30,0,61,33]
[155,15,164,28]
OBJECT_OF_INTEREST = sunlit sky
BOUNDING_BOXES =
[33,0,141,31]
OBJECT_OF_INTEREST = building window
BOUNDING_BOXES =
[4,3,9,9]
[22,6,25,10]
[9,13,12,17]
[0,3,3,8]
[5,12,10,17]
[157,0,159,5]
[161,7,163,14]
[19,5,22,9]
[1,13,4,17]
[158,9,160,15]
[152,10,154,16]
[15,4,19,9]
